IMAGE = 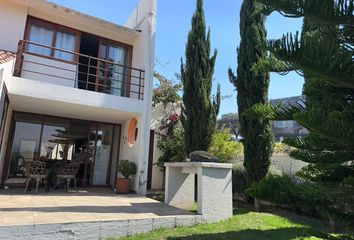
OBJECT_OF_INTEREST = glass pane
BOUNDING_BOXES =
[98,44,107,93]
[68,120,91,186]
[54,30,76,62]
[40,118,69,161]
[92,124,113,185]
[27,22,53,56]
[108,45,126,96]
[9,116,42,178]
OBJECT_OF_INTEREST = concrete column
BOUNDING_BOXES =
[197,167,233,221]
[164,166,195,209]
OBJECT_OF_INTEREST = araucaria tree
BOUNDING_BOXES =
[249,0,354,224]
[228,0,274,185]
[181,0,220,155]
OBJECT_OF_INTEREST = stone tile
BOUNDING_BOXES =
[176,215,197,227]
[60,221,101,240]
[128,218,153,235]
[153,217,176,230]
[100,220,129,239]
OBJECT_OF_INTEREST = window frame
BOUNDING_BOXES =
[24,16,81,64]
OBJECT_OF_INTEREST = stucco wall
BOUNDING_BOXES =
[124,0,157,195]
[0,0,27,52]
[119,115,143,192]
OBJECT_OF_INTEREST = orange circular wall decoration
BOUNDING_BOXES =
[128,118,138,147]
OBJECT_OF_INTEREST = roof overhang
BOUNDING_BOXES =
[10,0,140,43]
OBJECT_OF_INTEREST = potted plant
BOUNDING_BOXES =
[116,160,137,194]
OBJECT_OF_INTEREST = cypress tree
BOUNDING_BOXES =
[181,0,220,155]
[228,0,274,187]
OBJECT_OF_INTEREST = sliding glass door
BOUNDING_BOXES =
[91,124,113,185]
[6,113,118,186]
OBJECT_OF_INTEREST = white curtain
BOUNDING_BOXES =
[54,31,76,61]
[27,23,53,56]
[108,46,126,96]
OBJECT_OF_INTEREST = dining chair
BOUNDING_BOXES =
[24,160,49,194]
[56,162,80,192]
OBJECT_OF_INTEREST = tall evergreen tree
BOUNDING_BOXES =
[250,0,354,223]
[228,0,274,187]
[251,0,354,183]
[181,0,220,155]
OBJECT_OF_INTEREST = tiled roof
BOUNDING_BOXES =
[0,50,16,64]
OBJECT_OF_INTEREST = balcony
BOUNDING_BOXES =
[13,40,145,100]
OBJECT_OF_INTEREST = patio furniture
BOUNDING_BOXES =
[56,162,80,192]
[24,160,49,194]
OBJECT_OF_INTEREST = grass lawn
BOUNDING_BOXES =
[110,203,353,240]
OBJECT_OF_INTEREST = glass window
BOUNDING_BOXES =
[9,114,42,178]
[40,118,70,161]
[98,42,130,96]
[26,18,78,62]
[54,30,77,61]
[27,22,54,56]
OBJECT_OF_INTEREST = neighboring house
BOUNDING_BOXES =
[270,96,308,142]
[0,0,156,195]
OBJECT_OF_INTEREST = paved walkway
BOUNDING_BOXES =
[0,188,193,226]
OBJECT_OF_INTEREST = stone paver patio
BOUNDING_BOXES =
[0,188,199,239]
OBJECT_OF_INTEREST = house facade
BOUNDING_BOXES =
[0,0,156,195]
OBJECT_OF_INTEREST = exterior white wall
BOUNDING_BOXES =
[124,0,157,195]
[0,0,27,52]
[22,54,77,88]
[119,115,142,192]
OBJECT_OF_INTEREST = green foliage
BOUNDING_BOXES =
[208,129,243,163]
[217,113,240,137]
[232,164,248,195]
[181,0,220,155]
[253,0,354,222]
[152,71,182,107]
[273,142,292,154]
[229,0,274,184]
[296,164,354,184]
[247,174,354,225]
[156,123,186,172]
[117,160,137,179]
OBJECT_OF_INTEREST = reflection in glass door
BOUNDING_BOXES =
[92,124,113,185]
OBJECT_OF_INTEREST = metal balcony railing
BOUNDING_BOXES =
[13,40,145,100]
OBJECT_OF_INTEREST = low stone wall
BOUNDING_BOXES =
[0,215,205,240]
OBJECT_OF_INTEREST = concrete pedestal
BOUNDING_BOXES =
[165,162,233,222]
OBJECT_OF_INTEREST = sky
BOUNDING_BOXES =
[51,0,304,117]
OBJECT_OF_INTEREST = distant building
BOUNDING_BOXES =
[270,96,308,142]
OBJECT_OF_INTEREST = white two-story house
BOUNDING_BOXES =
[0,0,156,195]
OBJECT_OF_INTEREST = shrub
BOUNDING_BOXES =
[118,160,137,179]
[208,129,243,162]
[273,142,292,154]
[246,174,354,225]
[232,164,248,195]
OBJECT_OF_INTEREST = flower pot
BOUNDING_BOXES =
[116,178,131,194]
